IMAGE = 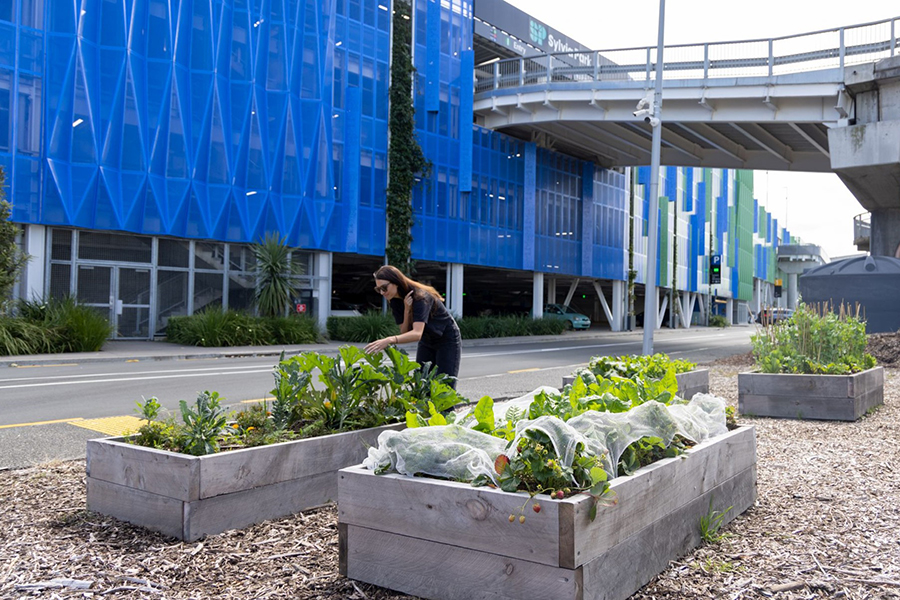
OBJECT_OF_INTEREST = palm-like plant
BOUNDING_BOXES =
[252,233,297,318]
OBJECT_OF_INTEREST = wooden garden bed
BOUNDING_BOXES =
[86,423,404,541]
[738,366,883,421]
[562,368,710,399]
[338,425,756,600]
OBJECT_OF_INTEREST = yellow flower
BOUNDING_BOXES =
[323,401,332,409]
[247,426,256,432]
[231,423,239,429]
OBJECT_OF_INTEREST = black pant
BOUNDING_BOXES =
[416,325,462,389]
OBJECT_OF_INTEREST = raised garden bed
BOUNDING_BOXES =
[738,366,883,421]
[86,423,404,541]
[562,368,709,399]
[338,425,756,600]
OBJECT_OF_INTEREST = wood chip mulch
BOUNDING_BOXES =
[2,361,899,600]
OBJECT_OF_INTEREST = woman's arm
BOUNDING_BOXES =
[364,321,424,354]
[399,292,414,334]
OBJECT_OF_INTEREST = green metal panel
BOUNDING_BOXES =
[733,170,755,302]
[659,197,670,286]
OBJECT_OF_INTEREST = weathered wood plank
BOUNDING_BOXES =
[338,466,564,567]
[739,394,859,420]
[565,426,756,568]
[848,366,884,397]
[342,524,582,600]
[198,423,403,499]
[184,470,335,541]
[580,465,757,600]
[676,368,710,399]
[738,371,855,398]
[86,438,199,501]
[86,477,185,539]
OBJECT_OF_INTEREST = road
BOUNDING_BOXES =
[0,326,754,468]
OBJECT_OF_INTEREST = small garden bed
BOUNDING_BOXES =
[87,346,463,539]
[740,303,882,421]
[339,425,757,600]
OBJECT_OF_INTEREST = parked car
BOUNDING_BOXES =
[543,304,591,330]
[331,298,363,318]
[756,307,794,325]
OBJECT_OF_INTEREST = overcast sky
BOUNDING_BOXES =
[505,0,897,258]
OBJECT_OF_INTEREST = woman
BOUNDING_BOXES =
[364,265,462,388]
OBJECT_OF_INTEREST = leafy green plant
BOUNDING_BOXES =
[264,315,319,344]
[699,496,733,543]
[252,232,298,318]
[166,308,277,347]
[179,391,229,456]
[751,302,876,374]
[2,297,112,355]
[131,396,175,450]
[581,353,695,382]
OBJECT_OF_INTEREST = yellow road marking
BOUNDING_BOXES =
[240,397,270,404]
[0,417,84,429]
[69,416,145,436]
[507,367,540,374]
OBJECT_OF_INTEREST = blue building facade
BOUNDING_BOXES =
[5,0,791,337]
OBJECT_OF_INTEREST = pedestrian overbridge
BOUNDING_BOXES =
[472,15,900,254]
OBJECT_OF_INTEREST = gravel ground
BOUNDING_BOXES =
[2,358,899,599]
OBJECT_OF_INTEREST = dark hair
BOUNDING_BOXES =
[373,265,443,304]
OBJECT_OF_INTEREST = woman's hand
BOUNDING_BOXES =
[404,291,414,311]
[364,337,394,354]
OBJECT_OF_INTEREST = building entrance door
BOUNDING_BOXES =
[76,265,153,339]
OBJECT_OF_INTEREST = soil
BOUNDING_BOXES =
[868,332,900,366]
[2,361,900,599]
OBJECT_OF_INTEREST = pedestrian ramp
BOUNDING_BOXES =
[68,416,144,437]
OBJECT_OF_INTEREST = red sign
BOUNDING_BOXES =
[296,303,307,314]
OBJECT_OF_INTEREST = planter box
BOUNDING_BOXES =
[562,368,710,399]
[738,366,883,421]
[338,426,756,600]
[86,423,404,541]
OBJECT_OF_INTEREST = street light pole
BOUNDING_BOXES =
[641,0,666,356]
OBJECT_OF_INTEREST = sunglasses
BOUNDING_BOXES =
[374,283,390,294]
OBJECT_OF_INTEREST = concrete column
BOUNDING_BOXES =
[23,224,46,301]
[726,298,734,325]
[532,272,544,318]
[314,251,332,331]
[870,207,900,258]
[611,280,625,332]
[547,277,557,305]
[445,263,464,318]
[787,272,799,309]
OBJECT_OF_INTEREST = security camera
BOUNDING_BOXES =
[647,116,660,127]
[633,108,651,119]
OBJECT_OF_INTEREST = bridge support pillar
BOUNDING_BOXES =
[870,208,900,258]
[445,263,464,318]
[787,273,799,309]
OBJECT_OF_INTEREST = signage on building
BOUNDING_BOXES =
[474,0,590,63]
[710,255,722,285]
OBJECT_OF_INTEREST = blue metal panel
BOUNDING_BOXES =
[342,87,361,253]
[522,142,536,271]
[683,168,693,212]
[425,0,440,112]
[458,50,473,192]
[581,162,594,276]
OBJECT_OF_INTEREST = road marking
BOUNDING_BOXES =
[463,333,727,359]
[0,368,274,390]
[0,417,85,429]
[70,416,144,436]
[0,363,271,384]
[10,363,79,368]
[240,397,270,404]
[507,367,540,373]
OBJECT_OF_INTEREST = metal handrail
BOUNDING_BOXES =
[474,16,899,93]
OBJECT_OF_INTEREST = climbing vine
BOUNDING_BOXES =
[386,0,428,275]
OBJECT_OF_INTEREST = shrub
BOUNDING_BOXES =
[327,310,399,342]
[263,315,319,344]
[708,315,729,328]
[5,297,112,354]
[751,302,875,374]
[457,315,566,339]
